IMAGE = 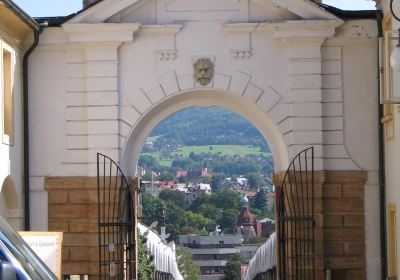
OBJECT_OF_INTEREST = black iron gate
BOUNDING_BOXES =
[97,153,138,279]
[278,147,315,280]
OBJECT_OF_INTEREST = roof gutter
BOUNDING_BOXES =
[1,0,41,230]
[375,10,387,280]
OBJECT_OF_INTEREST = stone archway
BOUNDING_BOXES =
[0,176,23,230]
[120,89,289,177]
[33,0,380,278]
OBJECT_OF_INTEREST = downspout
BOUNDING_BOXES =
[22,29,40,230]
[376,11,387,280]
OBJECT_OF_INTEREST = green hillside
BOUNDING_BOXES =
[146,107,270,152]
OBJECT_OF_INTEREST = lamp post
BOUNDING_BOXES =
[390,0,400,71]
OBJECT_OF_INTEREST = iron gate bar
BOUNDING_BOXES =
[278,147,315,280]
[97,153,137,280]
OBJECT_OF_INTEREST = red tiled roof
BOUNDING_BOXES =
[245,191,257,197]
[175,171,188,177]
[266,192,276,198]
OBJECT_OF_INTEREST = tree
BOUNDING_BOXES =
[210,189,241,211]
[141,193,162,219]
[138,232,155,279]
[158,171,174,182]
[159,189,188,209]
[247,172,264,189]
[189,194,211,212]
[138,154,164,173]
[202,176,212,184]
[253,188,268,212]
[247,235,267,244]
[223,255,241,280]
[218,209,239,230]
[142,172,153,181]
[185,211,216,232]
[177,248,200,280]
[211,173,226,192]
[198,203,219,220]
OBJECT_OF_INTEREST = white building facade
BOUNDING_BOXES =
[0,0,39,231]
[28,0,381,278]
[376,0,400,279]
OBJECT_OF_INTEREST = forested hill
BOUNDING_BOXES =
[149,107,270,151]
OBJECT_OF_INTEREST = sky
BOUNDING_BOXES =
[12,0,376,18]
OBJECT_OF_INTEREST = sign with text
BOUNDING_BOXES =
[19,231,63,279]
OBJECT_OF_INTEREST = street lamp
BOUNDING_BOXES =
[390,0,400,71]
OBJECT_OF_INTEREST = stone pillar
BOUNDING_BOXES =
[45,177,99,277]
[284,37,325,170]
[274,171,367,280]
[268,20,341,169]
[82,42,121,176]
[62,23,140,175]
[323,171,367,280]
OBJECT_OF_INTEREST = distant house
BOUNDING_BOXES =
[136,166,146,177]
[175,168,211,183]
[236,177,248,186]
[184,183,212,203]
[178,233,242,279]
[142,180,162,197]
[175,170,188,178]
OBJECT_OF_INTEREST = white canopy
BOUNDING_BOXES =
[138,223,184,280]
[243,232,276,280]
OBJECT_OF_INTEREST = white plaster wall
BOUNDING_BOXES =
[375,1,400,277]
[29,1,380,178]
[323,26,381,280]
[28,48,67,230]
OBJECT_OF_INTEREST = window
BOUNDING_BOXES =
[388,203,397,279]
[1,42,14,145]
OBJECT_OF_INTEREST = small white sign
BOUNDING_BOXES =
[19,232,63,279]
[109,243,115,252]
[110,262,116,277]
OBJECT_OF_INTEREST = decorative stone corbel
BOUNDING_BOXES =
[223,23,258,59]
[140,24,183,61]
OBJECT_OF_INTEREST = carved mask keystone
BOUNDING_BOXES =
[193,58,214,86]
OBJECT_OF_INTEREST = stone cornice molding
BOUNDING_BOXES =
[268,19,343,39]
[139,24,183,35]
[223,23,258,33]
[223,23,258,59]
[139,24,183,61]
[62,23,140,43]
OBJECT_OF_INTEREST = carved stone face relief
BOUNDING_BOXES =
[193,58,214,86]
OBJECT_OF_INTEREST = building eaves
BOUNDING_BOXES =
[322,4,380,20]
[1,0,40,31]
[35,0,104,27]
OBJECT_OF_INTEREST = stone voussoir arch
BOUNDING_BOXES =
[119,68,289,176]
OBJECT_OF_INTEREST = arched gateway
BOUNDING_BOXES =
[29,0,380,279]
